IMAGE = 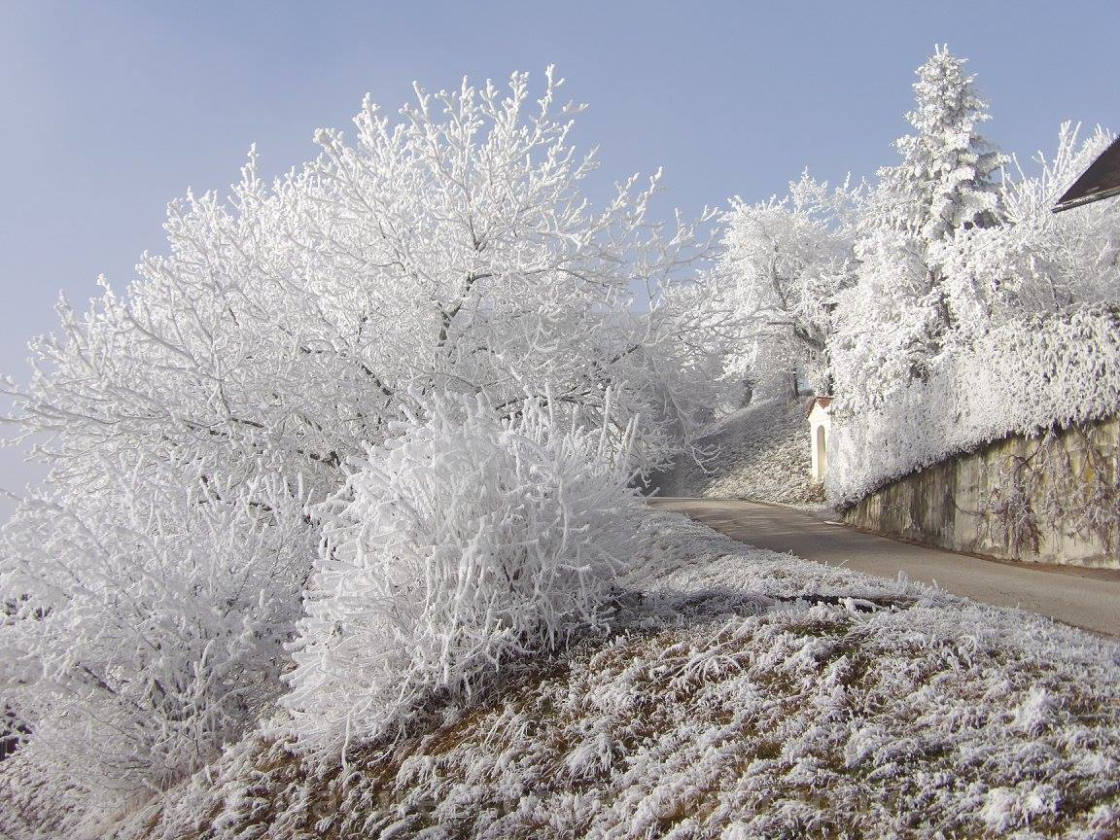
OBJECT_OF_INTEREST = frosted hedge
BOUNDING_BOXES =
[828,305,1120,504]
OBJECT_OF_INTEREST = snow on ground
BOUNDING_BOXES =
[651,398,823,505]
[90,512,1120,840]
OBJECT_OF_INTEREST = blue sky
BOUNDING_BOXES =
[1,0,1117,503]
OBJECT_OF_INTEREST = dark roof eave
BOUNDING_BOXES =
[1052,135,1120,213]
[1052,182,1120,213]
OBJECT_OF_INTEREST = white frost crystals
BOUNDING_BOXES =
[282,395,652,753]
[829,305,1120,503]
[0,456,315,796]
[0,64,718,822]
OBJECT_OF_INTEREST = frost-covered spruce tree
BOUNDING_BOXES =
[833,46,1007,409]
[877,44,1005,244]
[283,395,651,752]
[0,67,718,818]
[718,173,858,397]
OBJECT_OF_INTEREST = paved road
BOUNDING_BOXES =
[650,498,1120,637]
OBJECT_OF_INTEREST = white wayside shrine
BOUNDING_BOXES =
[807,397,833,484]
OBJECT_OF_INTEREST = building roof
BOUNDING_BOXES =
[806,396,832,418]
[1053,135,1120,213]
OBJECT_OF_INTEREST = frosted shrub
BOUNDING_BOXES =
[828,305,1120,503]
[0,456,315,799]
[283,396,648,751]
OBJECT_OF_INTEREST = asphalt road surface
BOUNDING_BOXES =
[650,498,1120,637]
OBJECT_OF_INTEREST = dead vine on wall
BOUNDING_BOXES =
[979,424,1119,559]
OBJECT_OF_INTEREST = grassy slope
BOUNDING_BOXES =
[99,515,1120,840]
[651,398,824,505]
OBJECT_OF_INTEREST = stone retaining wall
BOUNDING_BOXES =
[842,417,1120,568]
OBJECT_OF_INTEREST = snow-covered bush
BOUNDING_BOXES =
[0,454,315,797]
[282,396,651,752]
[828,305,1120,503]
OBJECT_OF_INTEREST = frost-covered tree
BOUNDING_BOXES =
[704,46,1120,506]
[3,69,715,502]
[0,68,719,814]
[718,173,857,397]
[999,123,1120,308]
[833,46,1008,407]
[874,44,1006,243]
[912,123,1120,345]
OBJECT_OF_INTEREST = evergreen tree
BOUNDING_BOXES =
[878,44,1006,243]
[837,46,1009,404]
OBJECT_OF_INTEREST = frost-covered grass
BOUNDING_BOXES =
[75,513,1120,840]
[651,397,823,505]
[830,305,1120,505]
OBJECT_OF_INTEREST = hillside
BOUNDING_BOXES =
[76,513,1120,840]
[651,398,824,505]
